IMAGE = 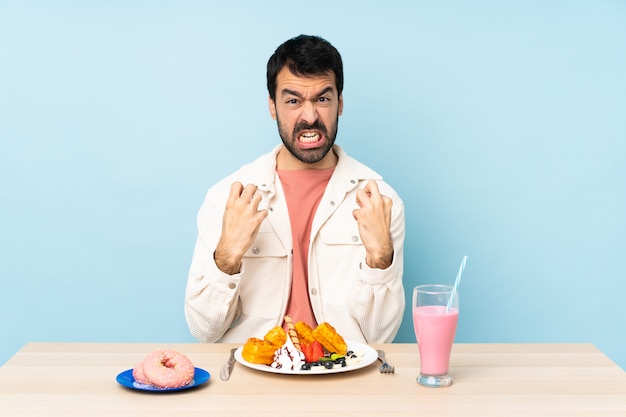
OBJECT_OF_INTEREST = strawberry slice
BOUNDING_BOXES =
[301,340,326,363]
[311,341,324,362]
[300,342,313,363]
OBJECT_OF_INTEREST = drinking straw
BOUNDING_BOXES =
[446,255,468,312]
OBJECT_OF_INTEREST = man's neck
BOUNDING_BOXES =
[275,145,338,170]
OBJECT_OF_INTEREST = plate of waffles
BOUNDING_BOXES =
[234,341,377,375]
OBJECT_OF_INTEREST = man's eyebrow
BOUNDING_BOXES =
[280,86,335,99]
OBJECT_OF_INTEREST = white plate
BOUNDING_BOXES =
[234,341,377,375]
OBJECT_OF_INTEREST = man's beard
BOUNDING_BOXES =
[276,115,339,164]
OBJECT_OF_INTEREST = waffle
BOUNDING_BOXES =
[294,321,316,345]
[241,326,287,365]
[312,322,347,355]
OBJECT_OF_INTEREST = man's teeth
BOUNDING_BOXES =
[299,132,320,143]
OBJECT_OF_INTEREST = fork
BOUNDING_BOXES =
[376,349,394,374]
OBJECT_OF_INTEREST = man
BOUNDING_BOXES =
[185,34,405,345]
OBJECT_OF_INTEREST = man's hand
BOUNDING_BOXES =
[214,182,269,275]
[352,180,394,269]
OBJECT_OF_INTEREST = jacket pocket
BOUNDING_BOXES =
[240,230,288,318]
[318,215,361,246]
[243,226,287,257]
[316,216,363,306]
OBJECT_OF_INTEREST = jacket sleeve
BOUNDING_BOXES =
[349,190,406,343]
[184,187,242,342]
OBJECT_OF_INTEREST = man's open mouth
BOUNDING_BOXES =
[299,131,321,143]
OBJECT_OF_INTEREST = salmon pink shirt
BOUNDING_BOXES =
[277,167,334,328]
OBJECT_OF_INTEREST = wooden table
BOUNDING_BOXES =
[1,342,625,416]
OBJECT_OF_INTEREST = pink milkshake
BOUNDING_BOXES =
[413,305,459,375]
[412,284,459,387]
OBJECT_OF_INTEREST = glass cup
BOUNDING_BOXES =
[412,284,459,387]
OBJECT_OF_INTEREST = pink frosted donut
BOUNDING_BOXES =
[132,361,151,385]
[141,350,195,389]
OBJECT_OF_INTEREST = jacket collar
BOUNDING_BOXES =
[237,144,384,203]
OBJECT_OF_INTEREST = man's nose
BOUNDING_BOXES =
[299,101,319,124]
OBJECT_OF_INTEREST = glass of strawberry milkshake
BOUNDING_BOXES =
[412,284,459,387]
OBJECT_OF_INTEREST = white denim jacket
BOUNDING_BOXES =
[185,145,405,344]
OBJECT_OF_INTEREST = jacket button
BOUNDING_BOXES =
[351,235,359,242]
[228,282,236,289]
[252,247,260,254]
[310,288,318,296]
[330,201,336,206]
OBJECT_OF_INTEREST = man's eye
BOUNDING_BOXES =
[286,99,298,104]
[318,97,329,102]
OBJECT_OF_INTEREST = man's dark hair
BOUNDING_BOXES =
[266,34,344,101]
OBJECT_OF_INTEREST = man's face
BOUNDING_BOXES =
[269,67,343,169]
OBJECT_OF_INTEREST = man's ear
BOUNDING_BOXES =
[268,96,277,120]
[338,94,344,116]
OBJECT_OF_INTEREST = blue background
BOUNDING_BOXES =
[1,1,625,369]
